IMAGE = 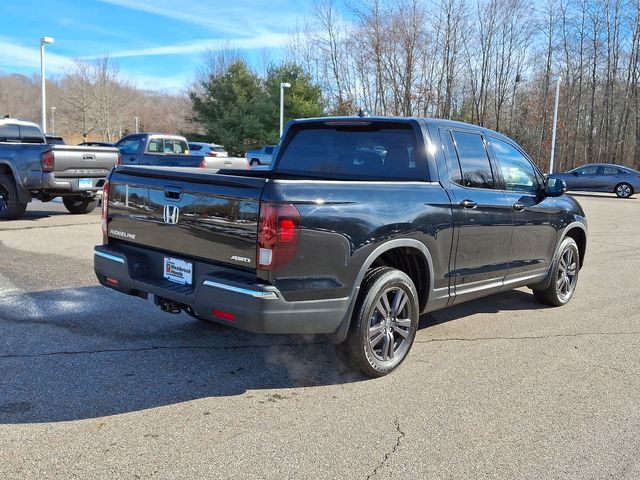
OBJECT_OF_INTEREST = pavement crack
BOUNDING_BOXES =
[366,417,405,480]
[415,331,640,344]
[0,342,325,359]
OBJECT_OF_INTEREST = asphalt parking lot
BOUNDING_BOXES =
[0,194,639,479]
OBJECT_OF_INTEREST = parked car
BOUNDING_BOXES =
[547,163,640,198]
[79,141,115,147]
[188,142,248,169]
[188,142,228,158]
[115,134,205,168]
[95,116,586,377]
[246,145,277,167]
[45,134,65,145]
[0,117,119,219]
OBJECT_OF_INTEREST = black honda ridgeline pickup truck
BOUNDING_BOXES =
[95,117,587,377]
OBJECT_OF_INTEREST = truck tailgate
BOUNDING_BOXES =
[106,166,267,269]
[52,145,119,177]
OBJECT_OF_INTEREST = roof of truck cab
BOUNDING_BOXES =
[289,116,517,144]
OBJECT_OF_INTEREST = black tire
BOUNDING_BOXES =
[614,182,633,198]
[0,174,27,220]
[338,267,419,377]
[533,237,580,307]
[62,195,97,214]
[250,159,260,167]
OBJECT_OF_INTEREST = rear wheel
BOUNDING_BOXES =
[338,267,419,377]
[250,159,260,167]
[0,174,27,220]
[615,183,633,198]
[533,237,580,306]
[62,195,97,214]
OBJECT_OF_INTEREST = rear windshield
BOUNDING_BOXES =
[276,122,426,180]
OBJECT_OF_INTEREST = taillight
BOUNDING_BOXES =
[257,202,301,271]
[207,151,218,157]
[41,150,55,172]
[101,181,110,243]
[199,159,207,168]
[117,153,123,165]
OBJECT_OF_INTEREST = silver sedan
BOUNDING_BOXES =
[548,163,640,198]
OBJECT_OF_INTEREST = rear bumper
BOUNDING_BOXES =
[94,244,355,335]
[25,172,106,194]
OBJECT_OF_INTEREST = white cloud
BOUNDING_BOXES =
[0,39,75,74]
[86,32,291,59]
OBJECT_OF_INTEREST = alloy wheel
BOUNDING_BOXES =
[368,287,413,362]
[556,247,578,302]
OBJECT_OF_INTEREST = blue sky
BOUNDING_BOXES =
[0,0,315,92]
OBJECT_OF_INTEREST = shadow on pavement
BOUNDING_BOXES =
[419,289,546,330]
[0,284,547,424]
[0,286,365,424]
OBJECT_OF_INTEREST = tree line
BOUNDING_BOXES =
[0,58,192,143]
[289,0,640,171]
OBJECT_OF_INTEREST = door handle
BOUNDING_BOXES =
[460,199,477,209]
[513,202,525,211]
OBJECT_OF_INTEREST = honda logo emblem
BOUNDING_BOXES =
[163,205,180,224]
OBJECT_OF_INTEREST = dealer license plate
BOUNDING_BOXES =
[78,178,93,189]
[163,257,193,285]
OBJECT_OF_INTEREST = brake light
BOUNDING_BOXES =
[101,181,110,243]
[207,151,218,157]
[41,150,55,172]
[257,202,301,271]
[199,159,207,168]
[117,153,122,165]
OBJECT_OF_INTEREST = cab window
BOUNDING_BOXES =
[490,138,539,194]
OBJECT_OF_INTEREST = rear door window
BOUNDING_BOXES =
[450,131,495,189]
[189,144,202,151]
[602,166,623,175]
[276,122,425,180]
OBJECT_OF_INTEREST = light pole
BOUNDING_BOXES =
[549,75,561,174]
[50,106,56,135]
[279,82,291,138]
[40,36,55,134]
[134,116,139,134]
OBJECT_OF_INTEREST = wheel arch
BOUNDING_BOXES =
[0,161,30,203]
[329,239,435,345]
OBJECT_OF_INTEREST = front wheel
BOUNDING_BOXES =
[339,267,419,377]
[533,237,580,307]
[249,159,260,167]
[62,195,97,214]
[0,174,27,220]
[615,183,633,198]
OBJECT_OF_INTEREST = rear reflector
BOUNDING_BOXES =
[105,276,119,286]
[199,159,208,168]
[212,309,235,321]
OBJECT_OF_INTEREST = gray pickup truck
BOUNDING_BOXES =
[0,117,120,220]
[115,134,206,168]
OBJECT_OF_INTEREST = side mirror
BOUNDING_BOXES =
[545,178,567,197]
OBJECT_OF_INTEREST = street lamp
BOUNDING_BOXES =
[549,75,561,174]
[50,107,56,135]
[40,36,55,134]
[279,82,291,138]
